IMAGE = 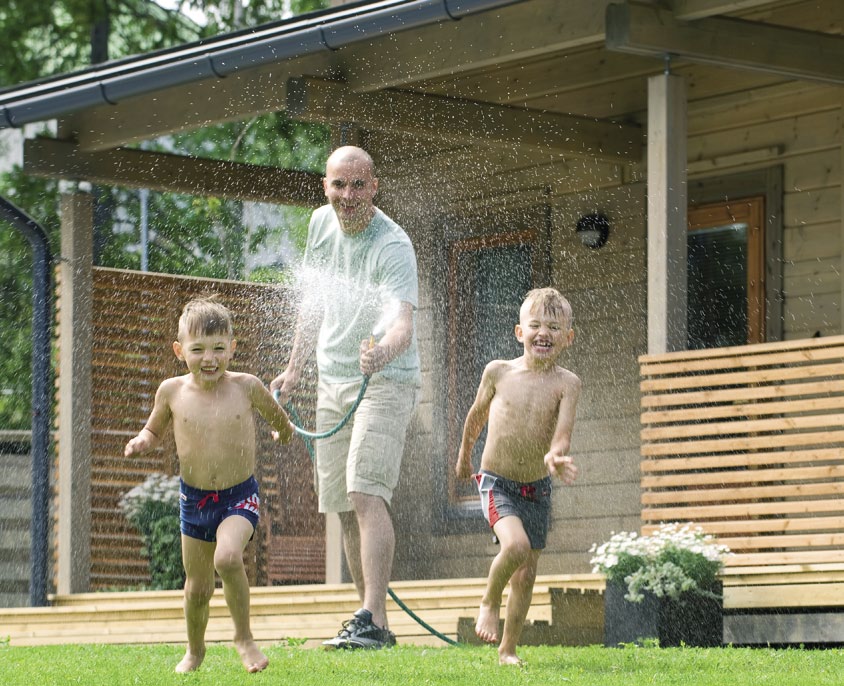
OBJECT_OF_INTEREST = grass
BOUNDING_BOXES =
[1,642,843,686]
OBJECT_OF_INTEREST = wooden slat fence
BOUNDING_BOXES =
[55,267,323,590]
[639,335,844,573]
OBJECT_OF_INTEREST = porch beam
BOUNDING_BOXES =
[287,77,642,162]
[670,0,784,21]
[24,138,324,206]
[607,1,844,85]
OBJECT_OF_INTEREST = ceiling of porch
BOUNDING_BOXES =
[14,0,844,210]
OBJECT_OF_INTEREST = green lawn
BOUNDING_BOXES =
[1,642,842,686]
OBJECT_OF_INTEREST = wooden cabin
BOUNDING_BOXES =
[2,0,844,644]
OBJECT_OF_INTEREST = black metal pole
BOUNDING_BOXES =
[0,195,53,607]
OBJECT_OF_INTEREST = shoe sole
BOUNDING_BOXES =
[322,638,350,650]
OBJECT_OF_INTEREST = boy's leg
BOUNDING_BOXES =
[498,549,541,665]
[476,516,532,644]
[215,515,268,673]
[177,535,216,673]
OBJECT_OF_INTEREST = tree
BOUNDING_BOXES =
[0,0,330,428]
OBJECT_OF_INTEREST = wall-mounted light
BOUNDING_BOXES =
[576,213,610,249]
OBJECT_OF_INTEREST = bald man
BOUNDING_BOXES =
[272,146,421,650]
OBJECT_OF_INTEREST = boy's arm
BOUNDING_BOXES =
[249,376,295,444]
[455,363,497,480]
[124,380,173,457]
[544,373,582,485]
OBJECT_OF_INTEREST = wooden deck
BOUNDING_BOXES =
[6,571,844,647]
[0,575,603,648]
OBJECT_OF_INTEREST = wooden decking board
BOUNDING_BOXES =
[0,575,593,648]
[724,613,844,646]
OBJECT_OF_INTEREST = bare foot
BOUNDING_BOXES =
[498,651,525,667]
[475,603,500,643]
[236,638,269,673]
[175,649,205,673]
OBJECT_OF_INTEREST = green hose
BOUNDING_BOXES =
[274,376,369,460]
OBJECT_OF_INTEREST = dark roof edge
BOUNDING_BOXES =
[0,0,527,130]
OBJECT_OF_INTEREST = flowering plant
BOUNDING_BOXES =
[119,473,184,590]
[589,522,731,603]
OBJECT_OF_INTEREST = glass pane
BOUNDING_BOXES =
[687,222,748,350]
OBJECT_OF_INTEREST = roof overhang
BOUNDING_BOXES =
[4,0,842,204]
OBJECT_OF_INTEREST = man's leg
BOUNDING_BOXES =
[348,491,394,629]
[338,510,364,604]
[215,516,268,673]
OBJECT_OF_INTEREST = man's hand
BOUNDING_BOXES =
[359,339,389,377]
[545,452,577,485]
[270,369,299,406]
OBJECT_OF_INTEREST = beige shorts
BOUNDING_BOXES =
[314,375,419,513]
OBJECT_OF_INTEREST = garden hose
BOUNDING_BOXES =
[273,375,369,457]
[275,375,462,647]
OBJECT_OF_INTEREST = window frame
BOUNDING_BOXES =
[687,195,766,346]
[444,228,540,511]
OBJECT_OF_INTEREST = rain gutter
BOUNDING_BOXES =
[0,195,54,607]
[0,0,528,130]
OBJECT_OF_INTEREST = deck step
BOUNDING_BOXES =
[0,574,600,647]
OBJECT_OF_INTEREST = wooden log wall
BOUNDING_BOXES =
[54,267,323,590]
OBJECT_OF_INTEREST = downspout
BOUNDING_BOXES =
[0,195,53,607]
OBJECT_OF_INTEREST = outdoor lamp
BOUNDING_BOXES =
[576,213,610,249]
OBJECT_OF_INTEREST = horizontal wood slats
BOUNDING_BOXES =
[55,267,323,590]
[0,575,602,647]
[639,335,844,575]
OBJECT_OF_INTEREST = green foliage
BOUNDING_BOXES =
[183,0,328,34]
[0,0,204,84]
[145,513,184,591]
[0,169,61,429]
[119,473,184,590]
[0,0,330,429]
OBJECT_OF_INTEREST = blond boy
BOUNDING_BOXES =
[456,287,581,665]
[125,296,293,673]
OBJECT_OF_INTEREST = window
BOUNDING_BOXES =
[687,196,765,349]
[445,230,537,504]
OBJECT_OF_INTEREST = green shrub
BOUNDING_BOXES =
[119,473,185,590]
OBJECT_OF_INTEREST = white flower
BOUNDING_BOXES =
[590,522,732,602]
[119,473,180,523]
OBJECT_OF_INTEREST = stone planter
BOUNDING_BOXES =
[603,580,723,647]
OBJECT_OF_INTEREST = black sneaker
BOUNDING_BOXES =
[323,608,396,650]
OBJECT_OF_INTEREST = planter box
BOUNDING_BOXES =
[603,580,723,647]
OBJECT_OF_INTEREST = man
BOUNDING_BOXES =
[271,146,421,649]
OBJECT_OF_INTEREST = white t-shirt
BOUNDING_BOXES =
[301,205,421,386]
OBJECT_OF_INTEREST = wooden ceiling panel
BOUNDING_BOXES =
[412,48,659,107]
[518,63,783,121]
